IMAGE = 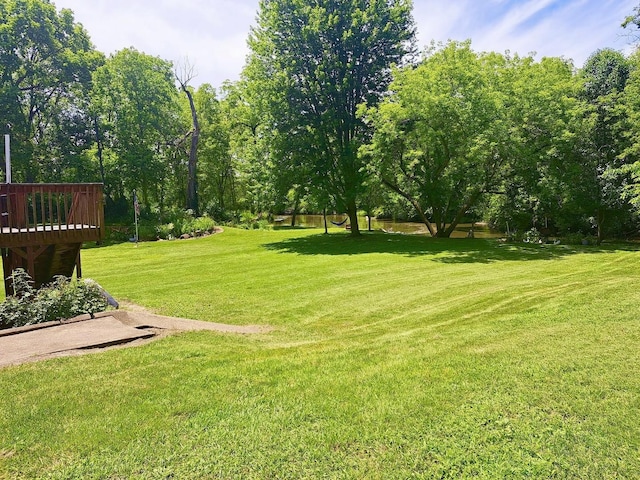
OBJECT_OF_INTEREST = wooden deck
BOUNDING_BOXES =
[0,224,102,247]
[0,183,104,248]
[0,183,105,293]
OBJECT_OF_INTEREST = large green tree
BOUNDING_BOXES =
[363,42,586,238]
[246,0,415,235]
[90,48,182,214]
[489,56,584,235]
[0,0,102,182]
[363,41,513,237]
[575,49,632,244]
[194,83,236,215]
[217,78,276,215]
[619,49,640,213]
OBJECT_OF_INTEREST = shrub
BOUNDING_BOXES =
[0,269,39,329]
[255,219,272,230]
[232,211,272,230]
[188,216,216,235]
[110,210,217,243]
[0,269,109,329]
[204,204,233,223]
[562,232,585,245]
[104,225,133,244]
[156,222,175,240]
[157,216,215,239]
[522,228,542,244]
[561,233,598,246]
[137,224,158,241]
[105,224,156,243]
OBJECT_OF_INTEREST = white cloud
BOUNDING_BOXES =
[412,0,472,47]
[55,0,259,87]
[53,0,638,88]
[413,0,637,66]
[480,0,558,44]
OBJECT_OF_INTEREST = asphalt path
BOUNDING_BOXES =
[0,310,270,368]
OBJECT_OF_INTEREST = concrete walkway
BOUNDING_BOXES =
[0,310,270,368]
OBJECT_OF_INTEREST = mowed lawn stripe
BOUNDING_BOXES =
[1,228,639,478]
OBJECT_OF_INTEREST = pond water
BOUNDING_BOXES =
[272,214,502,238]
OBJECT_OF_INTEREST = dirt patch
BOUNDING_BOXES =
[113,308,271,335]
[117,300,157,314]
[0,306,272,368]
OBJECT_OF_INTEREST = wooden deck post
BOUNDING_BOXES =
[75,248,82,279]
[2,248,11,295]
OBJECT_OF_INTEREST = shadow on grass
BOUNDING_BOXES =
[262,231,638,263]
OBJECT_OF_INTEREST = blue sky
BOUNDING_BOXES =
[53,0,638,88]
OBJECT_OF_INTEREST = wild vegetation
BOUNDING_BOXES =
[0,269,107,329]
[2,0,640,241]
[1,229,639,477]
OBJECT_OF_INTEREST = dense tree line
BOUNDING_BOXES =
[2,0,640,241]
[362,43,635,243]
[0,0,240,223]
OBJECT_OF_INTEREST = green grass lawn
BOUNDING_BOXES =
[1,228,640,478]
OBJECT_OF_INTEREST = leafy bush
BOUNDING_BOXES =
[188,216,215,235]
[109,210,217,244]
[104,224,156,243]
[156,222,175,240]
[522,228,542,244]
[0,269,109,329]
[562,232,585,245]
[137,224,158,241]
[230,211,272,230]
[562,233,598,245]
[104,225,133,244]
[240,211,256,225]
[157,215,215,239]
[254,219,272,230]
[156,209,216,239]
[204,204,233,223]
[0,269,40,329]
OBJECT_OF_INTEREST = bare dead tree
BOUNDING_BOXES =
[175,58,200,215]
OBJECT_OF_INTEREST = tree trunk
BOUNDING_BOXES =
[381,178,436,236]
[441,193,480,238]
[596,208,605,246]
[346,198,360,236]
[183,87,199,215]
[323,208,328,234]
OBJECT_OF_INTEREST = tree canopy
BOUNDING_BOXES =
[91,48,181,212]
[362,42,587,237]
[246,0,416,234]
[0,0,102,181]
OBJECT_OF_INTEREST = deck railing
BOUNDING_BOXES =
[0,183,104,247]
